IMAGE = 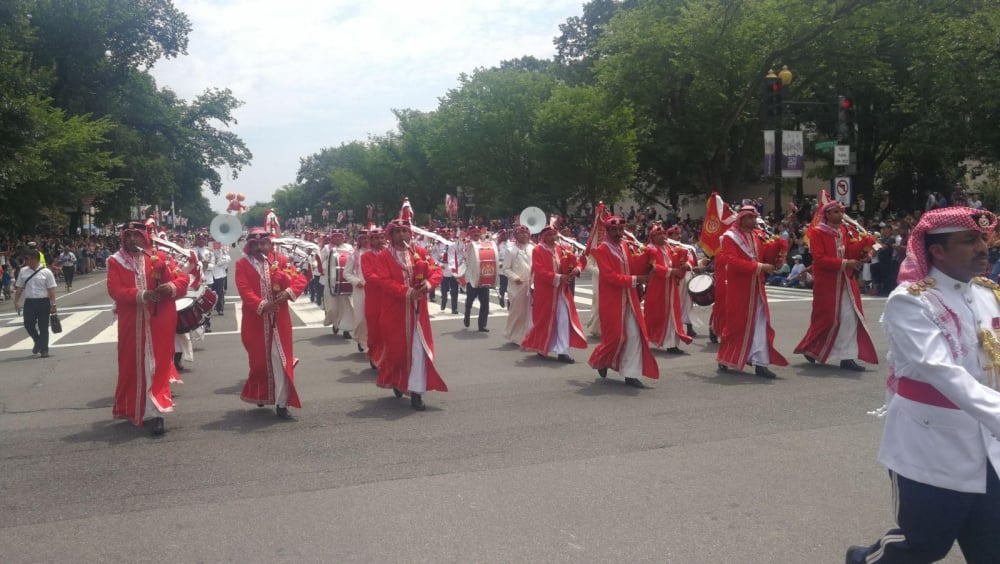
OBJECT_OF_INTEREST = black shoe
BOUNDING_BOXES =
[393,387,403,398]
[708,331,718,344]
[40,351,49,358]
[718,364,729,372]
[411,393,426,411]
[32,345,39,355]
[257,403,265,407]
[332,326,340,335]
[150,417,165,436]
[597,367,608,378]
[686,323,697,337]
[755,365,777,379]
[463,311,470,328]
[440,304,446,312]
[276,406,293,420]
[845,546,868,564]
[343,331,351,340]
[174,352,183,370]
[840,359,866,372]
[369,359,377,370]
[665,347,684,355]
[478,327,489,333]
[499,297,505,308]
[216,310,224,316]
[357,343,365,353]
[452,309,458,315]
[804,354,817,364]
[624,377,645,388]
[204,326,213,333]
[557,354,575,364]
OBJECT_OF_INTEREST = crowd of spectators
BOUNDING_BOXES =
[0,235,118,300]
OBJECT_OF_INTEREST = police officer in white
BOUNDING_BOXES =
[13,249,58,358]
[847,207,1000,563]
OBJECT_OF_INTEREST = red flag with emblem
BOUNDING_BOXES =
[698,192,734,257]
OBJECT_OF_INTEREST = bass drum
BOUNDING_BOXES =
[687,274,715,307]
[466,244,497,288]
[195,287,218,315]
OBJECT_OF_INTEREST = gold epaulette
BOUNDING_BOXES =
[906,277,937,295]
[973,276,1000,290]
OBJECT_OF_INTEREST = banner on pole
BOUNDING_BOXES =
[781,130,804,178]
[763,130,776,177]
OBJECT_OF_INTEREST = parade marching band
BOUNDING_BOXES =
[108,193,882,434]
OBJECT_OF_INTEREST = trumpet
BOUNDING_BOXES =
[272,237,321,272]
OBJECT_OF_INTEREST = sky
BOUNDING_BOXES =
[150,0,586,215]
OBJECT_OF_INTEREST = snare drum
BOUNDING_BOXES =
[687,274,715,306]
[329,249,353,296]
[195,287,218,315]
[175,297,202,334]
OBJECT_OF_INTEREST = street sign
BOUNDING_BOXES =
[814,141,836,151]
[834,145,850,166]
[833,177,852,205]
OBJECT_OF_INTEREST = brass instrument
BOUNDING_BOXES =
[272,237,321,272]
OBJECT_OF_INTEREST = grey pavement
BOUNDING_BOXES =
[0,267,965,563]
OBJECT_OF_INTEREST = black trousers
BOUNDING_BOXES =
[62,267,74,287]
[498,274,509,300]
[23,297,50,353]
[464,285,490,329]
[211,277,226,313]
[851,466,1000,563]
[439,277,459,312]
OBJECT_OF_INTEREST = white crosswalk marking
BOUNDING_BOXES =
[0,285,884,351]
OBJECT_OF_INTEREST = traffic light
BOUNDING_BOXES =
[765,75,783,118]
[837,95,855,141]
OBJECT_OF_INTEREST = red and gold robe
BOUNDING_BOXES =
[587,240,659,379]
[360,249,385,365]
[236,253,309,407]
[644,244,692,347]
[716,229,788,370]
[794,223,878,363]
[372,245,447,393]
[108,250,189,426]
[520,243,587,355]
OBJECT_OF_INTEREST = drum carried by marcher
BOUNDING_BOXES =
[466,244,497,288]
[175,286,217,334]
[330,249,352,296]
[687,273,715,306]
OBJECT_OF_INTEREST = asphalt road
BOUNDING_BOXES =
[0,265,965,563]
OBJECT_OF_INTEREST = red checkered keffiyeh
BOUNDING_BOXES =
[897,206,997,283]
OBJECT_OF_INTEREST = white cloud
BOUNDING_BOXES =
[150,0,582,213]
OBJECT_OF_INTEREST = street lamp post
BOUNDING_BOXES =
[766,66,794,218]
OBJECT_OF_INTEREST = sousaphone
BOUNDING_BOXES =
[210,214,242,246]
[519,206,547,235]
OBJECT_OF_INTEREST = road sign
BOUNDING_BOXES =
[834,177,851,205]
[814,141,836,151]
[834,145,850,166]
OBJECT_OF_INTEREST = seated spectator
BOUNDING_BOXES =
[781,255,812,288]
[766,260,792,286]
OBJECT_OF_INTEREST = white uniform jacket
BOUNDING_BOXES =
[879,267,1000,493]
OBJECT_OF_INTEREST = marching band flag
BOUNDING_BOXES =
[698,192,734,257]
[400,197,414,222]
[803,189,831,245]
[584,202,608,256]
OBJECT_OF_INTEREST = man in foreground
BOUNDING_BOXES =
[846,207,1000,563]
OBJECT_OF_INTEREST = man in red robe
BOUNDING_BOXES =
[521,225,587,363]
[108,222,189,436]
[716,206,788,378]
[236,228,309,420]
[794,200,878,371]
[644,224,693,354]
[372,220,447,411]
[360,227,386,370]
[587,216,659,387]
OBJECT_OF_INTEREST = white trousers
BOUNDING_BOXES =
[269,338,290,408]
[747,301,771,367]
[621,308,643,378]
[828,287,859,362]
[409,324,428,394]
[549,293,570,355]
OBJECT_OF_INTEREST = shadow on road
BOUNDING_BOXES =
[200,408,286,433]
[61,420,150,445]
[337,369,375,384]
[213,381,245,395]
[793,362,868,380]
[567,378,642,396]
[684,370,778,386]
[345,396,434,421]
[514,354,575,370]
[86,396,114,409]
